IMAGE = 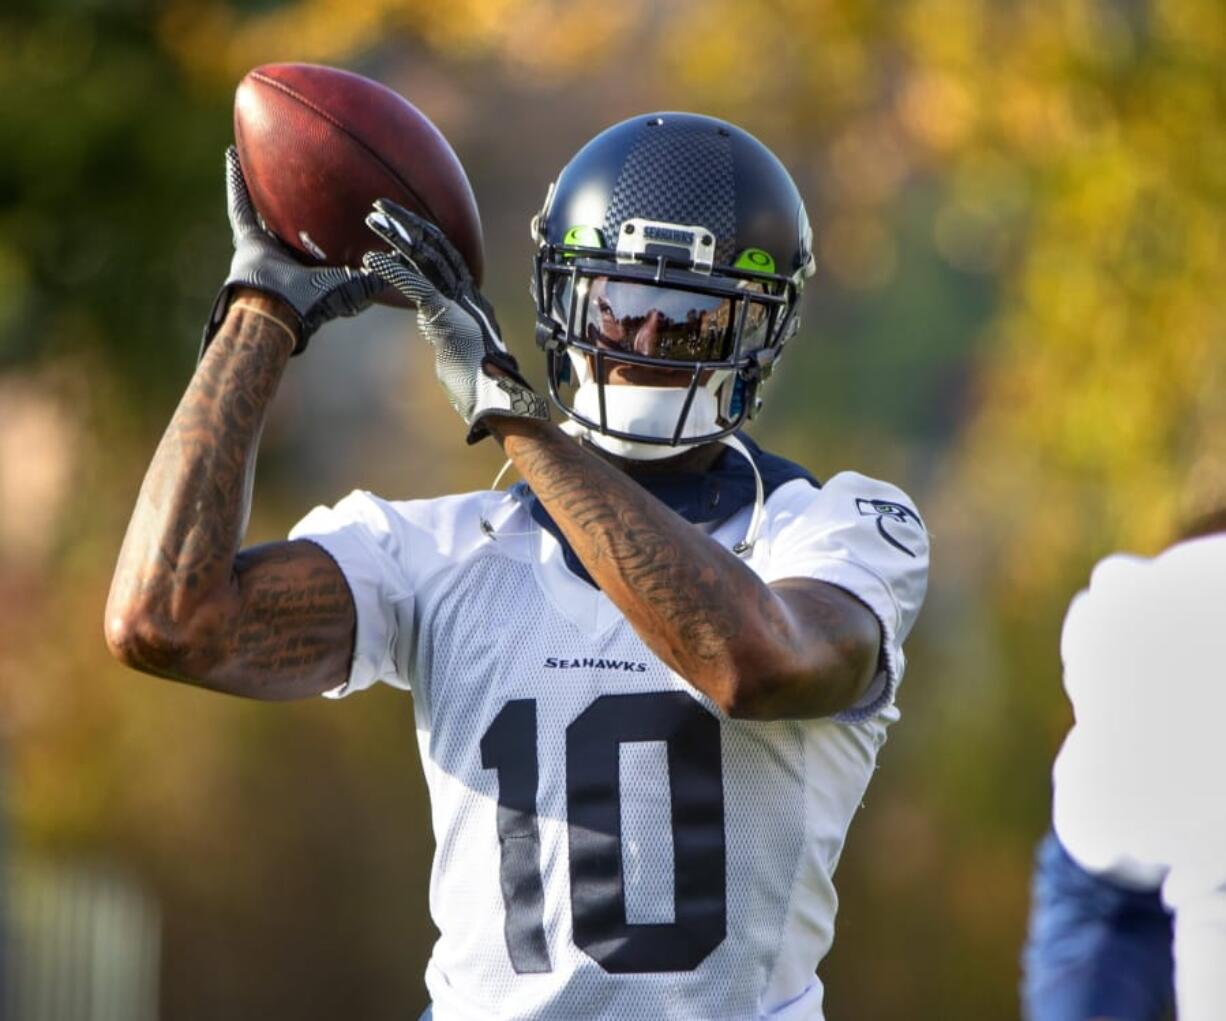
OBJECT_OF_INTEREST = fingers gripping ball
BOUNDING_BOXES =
[363,201,549,442]
[203,148,383,355]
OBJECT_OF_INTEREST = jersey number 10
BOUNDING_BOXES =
[481,691,726,974]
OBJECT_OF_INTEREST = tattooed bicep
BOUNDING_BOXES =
[216,540,357,696]
[234,539,353,614]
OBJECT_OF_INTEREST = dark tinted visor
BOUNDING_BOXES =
[558,277,768,363]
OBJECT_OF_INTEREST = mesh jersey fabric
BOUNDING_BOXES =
[1050,534,1226,1021]
[290,469,929,1020]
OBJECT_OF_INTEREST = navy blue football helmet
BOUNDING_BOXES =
[531,112,815,456]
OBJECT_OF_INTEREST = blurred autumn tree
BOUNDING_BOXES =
[1,0,1222,1018]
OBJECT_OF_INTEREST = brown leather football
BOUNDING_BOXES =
[233,62,484,303]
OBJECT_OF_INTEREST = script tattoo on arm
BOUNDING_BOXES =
[105,292,355,699]
[489,418,880,720]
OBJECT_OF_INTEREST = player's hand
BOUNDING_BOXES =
[201,147,383,356]
[362,198,549,444]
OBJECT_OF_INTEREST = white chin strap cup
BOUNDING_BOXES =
[570,379,722,461]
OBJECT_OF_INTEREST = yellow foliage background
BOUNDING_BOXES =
[1,0,1223,1016]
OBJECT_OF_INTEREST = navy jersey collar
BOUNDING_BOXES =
[513,433,819,588]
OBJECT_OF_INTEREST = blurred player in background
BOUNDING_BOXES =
[105,113,928,1019]
[1023,512,1226,1021]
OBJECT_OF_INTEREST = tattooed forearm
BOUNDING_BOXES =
[514,433,742,658]
[490,418,879,719]
[106,293,356,699]
[115,300,290,615]
[502,425,763,667]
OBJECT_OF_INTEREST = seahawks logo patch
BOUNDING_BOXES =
[856,498,924,558]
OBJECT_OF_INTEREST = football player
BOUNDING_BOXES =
[106,113,929,1020]
[1022,513,1226,1021]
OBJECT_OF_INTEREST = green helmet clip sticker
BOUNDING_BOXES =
[734,248,776,273]
[563,225,603,247]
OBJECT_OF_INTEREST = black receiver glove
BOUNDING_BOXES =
[363,199,549,443]
[201,147,382,356]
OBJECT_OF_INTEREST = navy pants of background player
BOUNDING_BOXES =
[1022,830,1174,1021]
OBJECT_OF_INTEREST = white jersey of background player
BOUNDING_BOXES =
[106,112,928,1020]
[1048,528,1226,1021]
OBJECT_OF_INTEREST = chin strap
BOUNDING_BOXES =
[478,457,525,539]
[478,421,584,539]
[719,432,765,556]
[479,424,766,559]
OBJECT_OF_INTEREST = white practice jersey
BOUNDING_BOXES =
[290,470,928,1021]
[1053,535,1226,1021]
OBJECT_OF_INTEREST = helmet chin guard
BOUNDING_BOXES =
[571,378,724,461]
[530,112,814,455]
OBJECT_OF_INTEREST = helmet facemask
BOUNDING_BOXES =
[533,224,800,459]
